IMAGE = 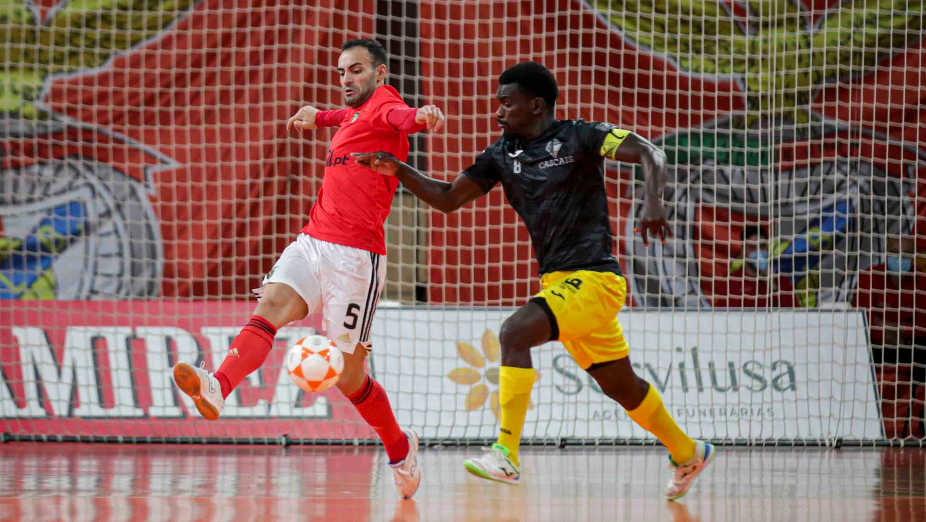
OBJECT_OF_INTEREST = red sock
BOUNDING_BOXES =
[348,376,409,463]
[215,315,277,398]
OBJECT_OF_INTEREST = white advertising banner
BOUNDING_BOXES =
[370,309,882,441]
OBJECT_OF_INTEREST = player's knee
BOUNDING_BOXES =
[257,284,290,309]
[499,308,551,352]
[255,284,306,323]
[498,320,531,354]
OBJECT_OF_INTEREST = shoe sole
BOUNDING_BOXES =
[398,469,421,500]
[397,429,421,499]
[463,460,520,485]
[666,444,716,501]
[172,363,220,420]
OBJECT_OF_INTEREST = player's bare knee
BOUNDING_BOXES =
[335,348,368,394]
[499,332,534,369]
[255,284,289,310]
[255,284,306,325]
[498,320,529,353]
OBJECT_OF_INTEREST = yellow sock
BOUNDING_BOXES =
[626,384,696,464]
[496,366,536,465]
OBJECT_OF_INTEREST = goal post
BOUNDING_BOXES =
[1,0,923,445]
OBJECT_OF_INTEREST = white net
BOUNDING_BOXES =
[1,0,924,444]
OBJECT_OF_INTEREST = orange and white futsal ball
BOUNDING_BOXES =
[285,335,344,392]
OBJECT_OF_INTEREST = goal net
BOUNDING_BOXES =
[1,0,923,445]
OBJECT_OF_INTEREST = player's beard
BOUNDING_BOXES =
[345,78,377,107]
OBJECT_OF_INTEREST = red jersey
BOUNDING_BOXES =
[303,85,423,254]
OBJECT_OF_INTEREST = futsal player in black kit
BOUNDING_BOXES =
[355,61,714,500]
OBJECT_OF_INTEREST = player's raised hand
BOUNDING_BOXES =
[353,151,401,176]
[415,105,445,132]
[287,105,319,134]
[636,202,673,247]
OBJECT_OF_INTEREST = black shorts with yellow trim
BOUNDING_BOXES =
[533,270,629,370]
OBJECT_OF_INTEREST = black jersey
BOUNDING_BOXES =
[463,119,625,276]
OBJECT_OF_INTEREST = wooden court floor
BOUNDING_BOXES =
[0,442,924,521]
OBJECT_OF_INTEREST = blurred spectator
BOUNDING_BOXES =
[711,225,795,308]
[853,234,926,438]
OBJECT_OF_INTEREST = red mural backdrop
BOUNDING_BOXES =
[0,0,923,442]
[419,0,926,307]
[1,0,922,307]
[2,0,378,299]
[417,0,747,305]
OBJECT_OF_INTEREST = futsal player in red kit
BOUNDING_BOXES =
[171,39,444,499]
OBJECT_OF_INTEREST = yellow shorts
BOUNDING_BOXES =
[535,270,629,370]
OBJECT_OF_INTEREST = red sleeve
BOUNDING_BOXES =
[385,106,426,133]
[315,108,351,128]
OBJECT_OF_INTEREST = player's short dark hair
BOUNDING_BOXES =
[499,62,558,110]
[341,39,388,67]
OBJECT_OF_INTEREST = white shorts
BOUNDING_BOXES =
[263,234,386,354]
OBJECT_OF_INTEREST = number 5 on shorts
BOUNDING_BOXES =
[343,303,360,329]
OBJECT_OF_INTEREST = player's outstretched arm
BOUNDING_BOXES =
[603,131,672,246]
[386,104,446,133]
[353,151,483,213]
[287,106,351,135]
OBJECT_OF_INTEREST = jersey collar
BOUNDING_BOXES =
[503,120,566,153]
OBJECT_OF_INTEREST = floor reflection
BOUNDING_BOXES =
[0,444,923,521]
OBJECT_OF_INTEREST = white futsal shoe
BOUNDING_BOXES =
[665,440,715,500]
[463,442,521,484]
[172,361,225,420]
[391,428,422,499]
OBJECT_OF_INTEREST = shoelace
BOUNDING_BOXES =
[198,361,220,395]
[479,450,515,475]
[396,464,416,476]
[672,459,701,482]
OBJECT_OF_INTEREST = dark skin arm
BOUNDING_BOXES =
[352,152,484,213]
[602,132,672,246]
[354,130,671,245]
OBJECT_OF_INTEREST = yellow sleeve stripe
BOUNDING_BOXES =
[600,128,630,159]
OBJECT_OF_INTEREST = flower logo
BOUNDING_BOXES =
[448,329,539,419]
